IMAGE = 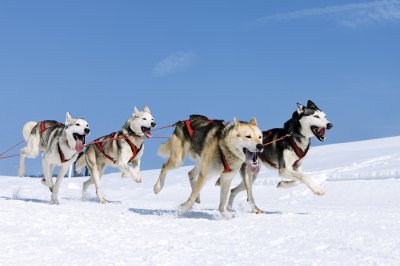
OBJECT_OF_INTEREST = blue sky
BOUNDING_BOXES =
[0,0,399,175]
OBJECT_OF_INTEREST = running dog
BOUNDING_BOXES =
[18,112,90,204]
[154,116,264,217]
[76,106,155,203]
[226,100,333,213]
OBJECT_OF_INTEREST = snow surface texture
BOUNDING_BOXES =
[1,136,400,265]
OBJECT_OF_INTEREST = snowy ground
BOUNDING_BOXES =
[1,136,400,265]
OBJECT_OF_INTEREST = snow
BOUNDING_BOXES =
[1,136,400,265]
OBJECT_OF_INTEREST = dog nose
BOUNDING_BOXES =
[84,128,90,134]
[327,123,333,130]
[256,144,264,152]
[151,122,156,128]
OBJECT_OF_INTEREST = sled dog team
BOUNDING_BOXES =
[18,100,332,216]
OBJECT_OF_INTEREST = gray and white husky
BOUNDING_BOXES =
[76,106,156,203]
[226,100,333,213]
[18,112,90,204]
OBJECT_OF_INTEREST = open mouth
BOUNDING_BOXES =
[311,126,326,141]
[141,126,152,138]
[73,133,86,152]
[243,148,260,174]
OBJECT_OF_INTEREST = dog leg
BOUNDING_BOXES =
[50,164,69,204]
[18,135,40,177]
[41,159,54,192]
[179,171,207,212]
[279,168,325,195]
[188,165,201,203]
[154,151,183,194]
[242,168,263,214]
[82,177,94,200]
[92,167,107,204]
[218,173,236,219]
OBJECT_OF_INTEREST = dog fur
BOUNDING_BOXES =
[226,100,333,213]
[18,113,90,204]
[76,106,155,203]
[154,115,264,218]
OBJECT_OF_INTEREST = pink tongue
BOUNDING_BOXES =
[75,139,84,153]
[318,127,326,136]
[144,131,153,138]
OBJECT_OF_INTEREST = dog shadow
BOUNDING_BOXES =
[128,208,218,220]
[0,196,49,204]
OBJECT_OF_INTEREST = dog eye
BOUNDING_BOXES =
[246,135,251,139]
[313,115,320,118]
[75,123,80,126]
[259,136,262,139]
[142,118,147,121]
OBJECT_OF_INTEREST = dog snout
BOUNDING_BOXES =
[84,128,90,134]
[151,122,156,128]
[327,123,333,130]
[256,144,264,152]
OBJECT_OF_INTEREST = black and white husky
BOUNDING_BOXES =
[227,100,333,213]
[18,112,90,204]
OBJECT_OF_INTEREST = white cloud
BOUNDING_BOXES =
[243,0,400,29]
[153,50,197,77]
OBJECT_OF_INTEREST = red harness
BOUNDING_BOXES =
[95,132,142,164]
[287,137,310,166]
[58,143,71,163]
[183,119,231,173]
[260,130,310,168]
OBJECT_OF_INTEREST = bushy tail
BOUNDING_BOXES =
[157,138,172,158]
[75,152,87,172]
[22,121,37,141]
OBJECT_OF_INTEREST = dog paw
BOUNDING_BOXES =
[134,177,142,183]
[253,207,264,214]
[314,188,325,196]
[50,199,59,205]
[154,183,162,194]
[220,211,235,220]
[99,198,108,204]
[178,202,192,213]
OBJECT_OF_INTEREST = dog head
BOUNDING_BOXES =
[126,105,156,138]
[64,112,90,153]
[228,118,264,165]
[297,100,333,141]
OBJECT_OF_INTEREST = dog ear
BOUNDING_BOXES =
[307,100,319,110]
[297,103,304,114]
[233,118,240,127]
[65,112,72,124]
[249,117,258,126]
[143,105,151,113]
[132,106,139,116]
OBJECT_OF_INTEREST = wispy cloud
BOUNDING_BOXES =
[243,0,400,29]
[153,50,197,77]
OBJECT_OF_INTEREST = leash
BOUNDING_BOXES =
[149,122,177,132]
[0,139,25,158]
[263,134,291,147]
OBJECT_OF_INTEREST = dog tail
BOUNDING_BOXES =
[75,152,87,172]
[158,138,172,158]
[22,121,37,141]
